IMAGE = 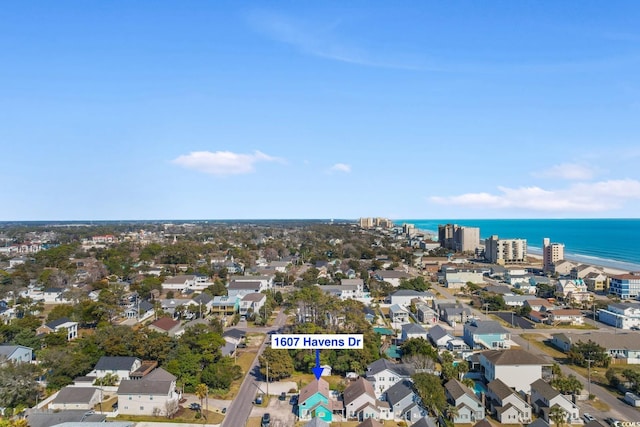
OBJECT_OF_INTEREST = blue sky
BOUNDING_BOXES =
[2,1,640,220]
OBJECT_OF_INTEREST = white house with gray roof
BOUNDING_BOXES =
[400,323,428,343]
[90,356,142,383]
[598,302,640,329]
[389,290,435,307]
[530,379,580,425]
[486,378,532,423]
[444,379,485,424]
[365,359,414,399]
[50,386,101,410]
[479,349,548,394]
[117,369,179,416]
[0,344,32,365]
[384,380,425,423]
[463,320,511,350]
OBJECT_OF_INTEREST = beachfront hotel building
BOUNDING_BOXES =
[484,235,527,265]
[438,224,481,253]
[542,238,564,273]
[358,217,393,229]
[609,273,640,300]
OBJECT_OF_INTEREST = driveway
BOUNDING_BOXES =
[492,311,536,329]
[249,393,297,426]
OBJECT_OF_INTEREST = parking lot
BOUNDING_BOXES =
[249,394,296,426]
[492,311,536,329]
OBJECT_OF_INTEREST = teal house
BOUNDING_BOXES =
[298,379,335,422]
[463,320,511,350]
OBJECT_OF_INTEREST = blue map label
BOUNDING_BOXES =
[271,334,364,349]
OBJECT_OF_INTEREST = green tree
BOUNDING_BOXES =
[194,383,208,415]
[549,405,568,427]
[412,373,447,416]
[259,348,294,381]
[400,338,438,361]
[567,340,610,368]
[0,362,42,409]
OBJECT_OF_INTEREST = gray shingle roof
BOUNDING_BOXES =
[428,325,453,342]
[366,359,414,377]
[402,323,427,335]
[53,387,100,404]
[45,317,75,329]
[385,380,414,405]
[143,367,176,382]
[117,379,173,395]
[445,379,479,402]
[531,379,560,400]
[481,349,547,366]
[487,378,515,400]
[26,411,106,427]
[94,356,139,371]
[465,320,509,335]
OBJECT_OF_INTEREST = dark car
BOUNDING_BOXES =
[289,395,298,405]
[189,402,201,411]
[279,392,286,401]
[221,407,227,414]
[261,413,271,427]
[605,418,620,427]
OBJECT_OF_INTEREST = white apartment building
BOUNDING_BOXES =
[485,235,527,265]
[542,238,564,272]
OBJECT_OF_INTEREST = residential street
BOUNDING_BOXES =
[220,309,288,427]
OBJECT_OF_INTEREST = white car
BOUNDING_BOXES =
[583,413,596,422]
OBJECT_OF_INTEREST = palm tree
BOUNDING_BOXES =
[195,383,209,418]
[446,404,459,423]
[549,405,567,427]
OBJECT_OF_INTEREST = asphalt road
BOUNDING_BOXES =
[220,309,288,427]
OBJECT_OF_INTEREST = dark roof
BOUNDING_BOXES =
[411,418,439,427]
[366,359,414,377]
[228,280,261,290]
[473,419,493,427]
[480,349,547,366]
[303,418,331,427]
[392,290,432,297]
[26,411,106,427]
[401,323,427,335]
[385,380,414,405]
[465,320,509,335]
[193,293,213,304]
[144,367,176,382]
[343,378,375,406]
[531,379,560,400]
[139,300,154,312]
[483,285,513,295]
[53,387,99,404]
[45,317,74,329]
[223,328,246,340]
[445,379,479,402]
[118,379,173,395]
[428,325,453,342]
[94,356,139,371]
[487,378,515,400]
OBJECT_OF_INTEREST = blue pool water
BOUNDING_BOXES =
[474,381,487,395]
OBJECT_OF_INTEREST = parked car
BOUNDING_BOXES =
[605,418,620,427]
[189,402,201,411]
[221,407,227,414]
[261,413,271,427]
[583,413,596,422]
[289,395,298,405]
[279,392,286,401]
[255,394,263,405]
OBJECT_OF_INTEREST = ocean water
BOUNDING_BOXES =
[395,219,640,271]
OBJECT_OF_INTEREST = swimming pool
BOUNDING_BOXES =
[474,381,487,395]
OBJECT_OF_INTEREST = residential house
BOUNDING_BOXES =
[227,281,263,299]
[425,324,453,348]
[317,284,364,300]
[551,260,577,276]
[434,301,472,326]
[37,317,78,341]
[365,359,414,399]
[343,377,392,421]
[410,417,439,427]
[570,264,604,280]
[298,378,340,422]
[210,295,238,316]
[545,309,584,326]
[222,328,246,346]
[444,270,484,289]
[583,272,609,293]
[524,299,554,313]
[415,302,437,324]
[228,275,274,292]
[551,332,640,364]
[389,304,409,324]
[148,317,182,336]
[0,344,33,365]
[363,306,376,323]
[486,378,532,424]
[125,300,155,321]
[503,295,537,308]
[117,368,179,417]
[50,386,101,410]
[303,418,331,427]
[504,267,529,286]
[444,379,485,424]
[184,292,214,317]
[463,320,511,350]
[385,380,424,423]
[43,288,71,304]
[400,323,428,343]
[90,356,142,383]
[556,279,591,304]
[161,275,196,292]
[25,410,107,427]
[239,292,267,317]
[372,270,410,287]
[389,290,435,307]
[530,379,580,425]
[598,302,640,329]
[479,349,548,394]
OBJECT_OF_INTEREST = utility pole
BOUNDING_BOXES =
[586,357,593,397]
[266,359,270,397]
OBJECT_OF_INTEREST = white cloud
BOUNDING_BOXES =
[533,163,595,180]
[430,179,640,213]
[329,163,351,173]
[172,150,282,176]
